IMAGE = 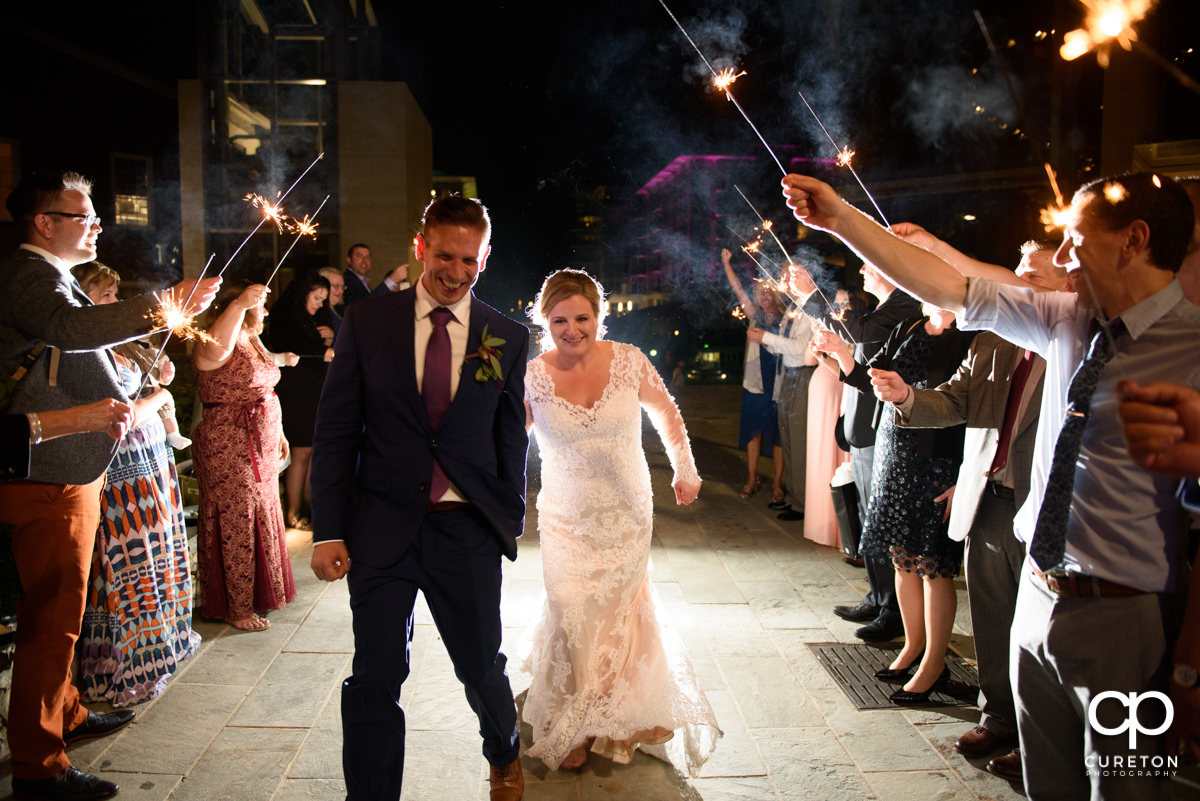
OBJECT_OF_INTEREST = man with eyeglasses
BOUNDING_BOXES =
[0,170,220,801]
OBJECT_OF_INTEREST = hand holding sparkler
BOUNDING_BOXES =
[869,368,911,405]
[812,328,854,373]
[782,174,852,233]
[159,276,223,324]
[747,327,765,343]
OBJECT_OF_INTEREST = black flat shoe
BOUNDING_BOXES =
[889,666,951,705]
[874,651,925,682]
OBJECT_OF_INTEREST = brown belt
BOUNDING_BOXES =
[427,501,468,513]
[988,482,1015,501]
[1031,564,1146,598]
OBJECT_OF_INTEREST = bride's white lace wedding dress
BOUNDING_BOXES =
[520,341,721,775]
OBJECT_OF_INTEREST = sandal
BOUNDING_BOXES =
[738,479,761,500]
[288,517,312,531]
[229,614,271,632]
[769,487,787,508]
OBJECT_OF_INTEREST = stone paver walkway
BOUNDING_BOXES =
[3,385,1197,800]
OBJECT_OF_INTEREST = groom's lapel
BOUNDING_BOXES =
[392,291,427,424]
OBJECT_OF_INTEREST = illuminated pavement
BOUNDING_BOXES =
[6,385,1182,800]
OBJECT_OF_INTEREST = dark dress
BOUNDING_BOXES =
[855,321,974,578]
[269,304,329,448]
[737,314,781,449]
[192,339,296,621]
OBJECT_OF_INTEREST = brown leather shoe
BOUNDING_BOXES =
[489,757,524,801]
[987,749,1023,782]
[954,724,1009,757]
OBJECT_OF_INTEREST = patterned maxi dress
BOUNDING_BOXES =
[520,342,721,775]
[192,338,296,621]
[80,361,201,706]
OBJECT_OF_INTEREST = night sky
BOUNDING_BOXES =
[4,0,1198,310]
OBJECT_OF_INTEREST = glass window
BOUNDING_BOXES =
[112,155,151,227]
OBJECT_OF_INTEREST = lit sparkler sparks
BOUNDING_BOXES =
[730,186,856,344]
[129,254,218,402]
[1060,0,1155,66]
[795,89,890,226]
[713,68,746,90]
[657,0,787,175]
[265,195,332,287]
[247,193,288,233]
[1038,163,1072,232]
[731,305,750,327]
[217,152,325,278]
[148,294,215,347]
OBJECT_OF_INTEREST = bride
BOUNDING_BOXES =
[519,269,721,775]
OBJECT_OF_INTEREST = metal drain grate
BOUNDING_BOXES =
[808,643,980,711]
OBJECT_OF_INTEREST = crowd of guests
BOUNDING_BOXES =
[0,168,416,800]
[3,163,1199,801]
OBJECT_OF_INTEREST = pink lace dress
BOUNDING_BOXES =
[520,342,721,775]
[192,337,296,622]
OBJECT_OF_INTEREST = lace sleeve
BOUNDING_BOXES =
[633,346,701,486]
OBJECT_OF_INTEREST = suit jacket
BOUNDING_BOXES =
[803,288,923,448]
[310,288,530,566]
[0,249,157,485]
[898,331,1045,542]
[339,268,391,312]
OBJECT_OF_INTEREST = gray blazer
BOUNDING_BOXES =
[897,331,1044,542]
[0,248,158,485]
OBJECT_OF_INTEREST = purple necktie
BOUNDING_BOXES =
[424,307,453,499]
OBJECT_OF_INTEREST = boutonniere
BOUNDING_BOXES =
[466,324,506,384]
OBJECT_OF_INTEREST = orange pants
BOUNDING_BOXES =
[0,476,103,779]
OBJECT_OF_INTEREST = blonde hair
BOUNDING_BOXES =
[527,269,607,349]
[71,261,120,301]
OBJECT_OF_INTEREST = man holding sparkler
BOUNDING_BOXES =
[311,196,529,801]
[783,171,1200,800]
[0,170,220,801]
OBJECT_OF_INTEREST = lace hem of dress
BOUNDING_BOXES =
[890,544,959,579]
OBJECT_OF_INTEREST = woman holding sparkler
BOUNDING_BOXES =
[268,271,335,530]
[192,281,296,632]
[815,307,973,703]
[721,247,785,504]
[71,262,201,705]
[519,269,720,775]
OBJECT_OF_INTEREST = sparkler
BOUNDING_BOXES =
[730,186,856,345]
[130,254,217,402]
[1059,0,1155,67]
[795,89,890,227]
[217,152,325,278]
[657,0,787,175]
[264,195,331,287]
[1038,164,1072,232]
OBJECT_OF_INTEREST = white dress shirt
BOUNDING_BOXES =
[961,276,1200,593]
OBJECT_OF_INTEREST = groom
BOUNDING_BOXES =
[310,195,530,801]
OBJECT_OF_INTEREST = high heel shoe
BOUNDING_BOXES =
[889,666,951,705]
[874,651,925,682]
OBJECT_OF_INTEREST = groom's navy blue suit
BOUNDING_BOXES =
[311,286,529,800]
